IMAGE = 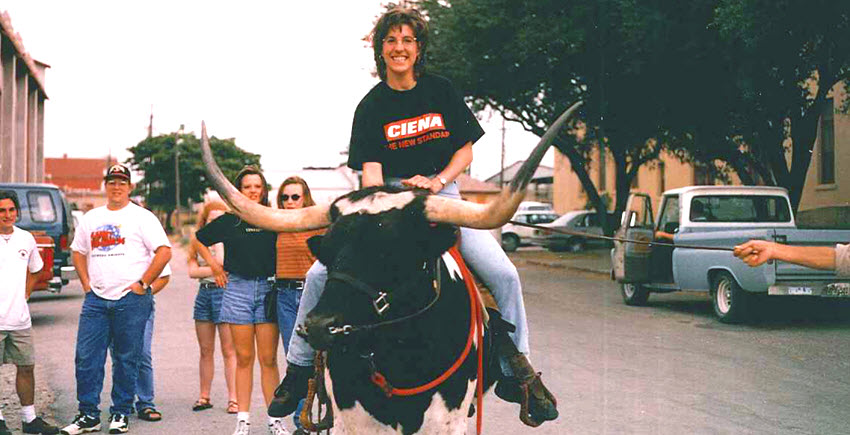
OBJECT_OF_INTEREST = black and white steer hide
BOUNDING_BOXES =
[303,186,496,435]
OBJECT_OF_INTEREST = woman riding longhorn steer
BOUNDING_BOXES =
[200,8,580,431]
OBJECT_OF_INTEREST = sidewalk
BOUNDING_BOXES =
[508,247,612,276]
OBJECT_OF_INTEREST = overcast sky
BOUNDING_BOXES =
[2,0,550,181]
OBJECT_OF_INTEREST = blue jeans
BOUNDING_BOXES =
[275,284,303,355]
[76,290,153,416]
[286,181,529,374]
[134,302,155,411]
[219,274,274,324]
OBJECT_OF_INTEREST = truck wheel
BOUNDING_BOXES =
[711,272,750,324]
[621,283,650,306]
[502,234,519,252]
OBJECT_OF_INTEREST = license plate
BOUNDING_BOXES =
[823,283,850,297]
[788,286,813,295]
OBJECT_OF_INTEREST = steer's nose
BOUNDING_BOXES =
[303,313,341,351]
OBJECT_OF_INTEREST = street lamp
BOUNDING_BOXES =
[175,124,184,232]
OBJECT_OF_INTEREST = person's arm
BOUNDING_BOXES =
[733,240,836,270]
[150,275,170,295]
[192,237,228,287]
[188,243,224,279]
[128,246,172,295]
[654,231,675,241]
[401,143,474,194]
[72,251,92,293]
[25,270,41,300]
[362,162,384,188]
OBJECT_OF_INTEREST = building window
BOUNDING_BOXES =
[694,165,712,185]
[598,144,606,191]
[658,161,666,194]
[819,98,835,185]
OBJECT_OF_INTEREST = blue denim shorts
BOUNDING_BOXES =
[193,282,224,324]
[219,273,274,324]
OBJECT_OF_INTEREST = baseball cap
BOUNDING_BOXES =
[104,164,132,182]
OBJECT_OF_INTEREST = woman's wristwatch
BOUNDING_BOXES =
[436,176,448,186]
[137,279,150,291]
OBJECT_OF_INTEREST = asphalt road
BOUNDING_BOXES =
[19,247,850,434]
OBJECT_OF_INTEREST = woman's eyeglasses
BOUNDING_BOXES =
[280,194,301,201]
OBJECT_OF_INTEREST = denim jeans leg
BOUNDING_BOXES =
[134,301,155,411]
[286,261,326,367]
[75,293,111,416]
[458,226,530,371]
[109,291,153,416]
[277,288,301,355]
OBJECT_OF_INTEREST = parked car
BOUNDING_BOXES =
[516,201,555,213]
[501,210,559,252]
[612,185,850,323]
[0,183,76,292]
[530,210,618,252]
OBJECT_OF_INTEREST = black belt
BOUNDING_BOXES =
[275,279,304,291]
[199,282,220,290]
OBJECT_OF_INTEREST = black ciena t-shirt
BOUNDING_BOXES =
[347,74,485,178]
[195,213,276,278]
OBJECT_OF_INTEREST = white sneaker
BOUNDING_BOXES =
[60,413,101,435]
[269,418,291,435]
[107,414,128,434]
[233,420,251,435]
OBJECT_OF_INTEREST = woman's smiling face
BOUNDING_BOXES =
[381,24,418,81]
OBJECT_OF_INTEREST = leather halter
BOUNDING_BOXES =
[325,259,442,336]
[322,247,486,435]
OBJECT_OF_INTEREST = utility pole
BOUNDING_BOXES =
[174,124,183,232]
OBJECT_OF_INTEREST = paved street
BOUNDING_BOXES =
[14,246,850,434]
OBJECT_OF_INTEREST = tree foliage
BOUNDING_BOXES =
[419,0,717,233]
[125,132,261,227]
[418,0,850,219]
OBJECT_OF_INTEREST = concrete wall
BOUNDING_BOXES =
[0,14,48,183]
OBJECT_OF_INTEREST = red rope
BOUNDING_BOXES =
[369,246,486,434]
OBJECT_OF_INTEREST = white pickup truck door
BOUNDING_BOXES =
[613,193,654,283]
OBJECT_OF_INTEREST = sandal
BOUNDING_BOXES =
[138,407,163,421]
[192,398,213,412]
[226,400,239,414]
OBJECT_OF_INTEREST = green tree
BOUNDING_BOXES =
[418,0,718,234]
[125,132,261,231]
[708,0,850,210]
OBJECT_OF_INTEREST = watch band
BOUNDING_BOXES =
[438,176,448,186]
[137,279,148,290]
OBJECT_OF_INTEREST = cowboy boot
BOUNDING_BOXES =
[489,310,558,426]
[268,363,314,417]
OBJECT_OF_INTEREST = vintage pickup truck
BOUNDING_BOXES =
[611,185,850,323]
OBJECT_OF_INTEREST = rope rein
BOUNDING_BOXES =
[507,220,735,252]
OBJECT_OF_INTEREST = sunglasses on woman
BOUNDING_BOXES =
[280,194,301,201]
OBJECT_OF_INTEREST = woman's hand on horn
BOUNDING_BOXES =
[402,175,443,194]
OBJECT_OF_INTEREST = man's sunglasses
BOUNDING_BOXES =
[280,194,301,201]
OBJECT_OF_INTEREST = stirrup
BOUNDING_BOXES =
[504,354,559,427]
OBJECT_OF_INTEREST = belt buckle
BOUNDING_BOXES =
[292,281,304,291]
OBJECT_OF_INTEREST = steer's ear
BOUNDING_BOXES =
[307,235,324,258]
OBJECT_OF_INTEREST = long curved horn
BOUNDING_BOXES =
[424,101,582,229]
[200,121,331,232]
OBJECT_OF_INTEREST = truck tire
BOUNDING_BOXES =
[711,271,750,324]
[621,283,650,306]
[502,234,519,252]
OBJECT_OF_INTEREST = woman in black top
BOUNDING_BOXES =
[193,166,284,435]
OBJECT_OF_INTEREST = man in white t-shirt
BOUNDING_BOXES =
[61,164,171,435]
[0,191,59,434]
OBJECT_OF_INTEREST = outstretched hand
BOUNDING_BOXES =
[733,240,777,267]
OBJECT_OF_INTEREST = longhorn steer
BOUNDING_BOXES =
[202,101,582,434]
